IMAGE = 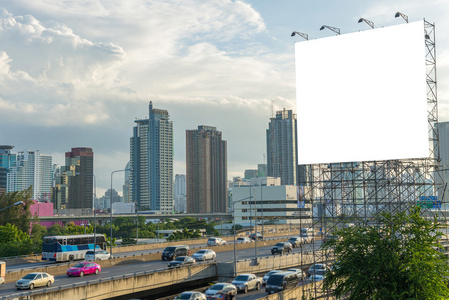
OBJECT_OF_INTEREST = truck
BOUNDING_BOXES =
[231,273,263,293]
[0,261,5,285]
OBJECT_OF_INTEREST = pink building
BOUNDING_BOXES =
[30,200,55,228]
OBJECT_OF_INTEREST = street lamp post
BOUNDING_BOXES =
[110,169,128,256]
[0,201,23,213]
[232,195,254,278]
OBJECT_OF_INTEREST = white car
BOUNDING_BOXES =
[192,249,216,261]
[236,237,252,244]
[85,249,112,261]
[287,268,305,280]
[175,291,207,299]
[205,283,237,299]
[309,274,325,282]
[207,237,227,246]
[262,270,281,285]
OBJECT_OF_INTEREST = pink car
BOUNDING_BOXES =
[67,262,101,277]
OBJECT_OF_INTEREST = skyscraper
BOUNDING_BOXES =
[130,101,173,212]
[0,145,16,195]
[174,174,187,213]
[186,125,227,213]
[65,147,94,210]
[266,109,298,186]
[7,150,52,200]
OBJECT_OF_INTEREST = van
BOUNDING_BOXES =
[161,245,190,261]
[266,271,299,294]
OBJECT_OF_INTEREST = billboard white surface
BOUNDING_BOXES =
[295,21,428,165]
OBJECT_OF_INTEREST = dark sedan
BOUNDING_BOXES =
[168,256,195,269]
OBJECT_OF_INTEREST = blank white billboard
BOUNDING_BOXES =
[296,20,428,165]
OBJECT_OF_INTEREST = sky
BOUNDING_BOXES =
[1,0,449,197]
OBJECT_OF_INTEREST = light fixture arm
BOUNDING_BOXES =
[358,18,374,29]
[291,31,308,40]
[395,12,408,23]
[320,25,340,35]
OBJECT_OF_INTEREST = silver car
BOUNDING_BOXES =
[175,291,207,300]
[192,249,216,261]
[85,249,112,261]
[205,283,237,299]
[15,272,54,290]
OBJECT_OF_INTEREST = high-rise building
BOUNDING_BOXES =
[7,150,53,200]
[174,174,187,213]
[437,121,449,206]
[123,161,131,203]
[0,145,16,195]
[244,169,258,180]
[258,164,267,177]
[186,125,227,213]
[65,147,94,211]
[130,101,173,212]
[266,109,298,186]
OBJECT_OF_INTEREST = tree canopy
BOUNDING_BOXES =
[0,187,34,233]
[322,206,449,300]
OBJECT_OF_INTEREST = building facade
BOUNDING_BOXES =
[232,177,312,226]
[7,150,53,201]
[63,147,94,212]
[186,125,227,213]
[130,101,173,212]
[174,174,187,213]
[0,145,16,195]
[266,109,298,186]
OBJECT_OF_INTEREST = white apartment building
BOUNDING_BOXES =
[231,177,311,226]
[7,150,53,201]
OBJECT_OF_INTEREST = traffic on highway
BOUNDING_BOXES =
[0,233,323,299]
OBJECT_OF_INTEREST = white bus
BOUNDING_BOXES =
[42,234,106,262]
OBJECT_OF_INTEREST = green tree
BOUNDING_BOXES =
[0,187,34,233]
[322,206,449,299]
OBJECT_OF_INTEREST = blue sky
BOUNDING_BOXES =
[1,0,448,196]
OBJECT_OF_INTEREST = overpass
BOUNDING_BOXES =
[38,212,233,224]
[4,250,316,300]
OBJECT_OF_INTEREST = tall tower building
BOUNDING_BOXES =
[0,145,16,195]
[266,109,298,186]
[65,147,94,210]
[174,174,187,213]
[7,150,52,200]
[186,125,227,213]
[437,121,449,205]
[130,101,173,212]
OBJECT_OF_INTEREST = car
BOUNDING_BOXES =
[249,232,263,240]
[307,263,328,276]
[287,237,303,248]
[192,249,216,261]
[205,283,237,299]
[235,237,252,244]
[231,273,263,293]
[15,272,54,290]
[167,256,195,269]
[161,245,190,261]
[85,249,112,261]
[67,261,101,277]
[266,271,299,294]
[271,242,293,255]
[175,291,207,299]
[309,274,325,282]
[287,268,305,280]
[262,270,281,285]
[207,237,227,246]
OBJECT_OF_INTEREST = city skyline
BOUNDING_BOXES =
[1,1,448,195]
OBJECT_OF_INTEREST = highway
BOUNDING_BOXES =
[0,238,323,299]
